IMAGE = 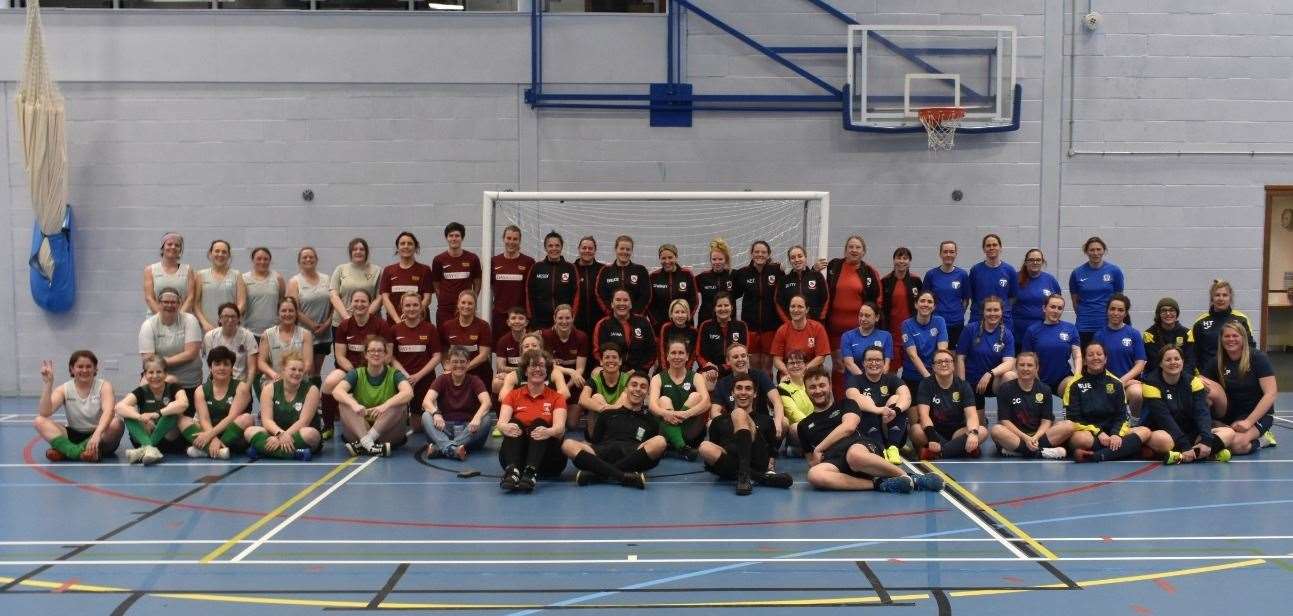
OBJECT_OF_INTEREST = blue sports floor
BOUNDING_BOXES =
[1,395,1292,615]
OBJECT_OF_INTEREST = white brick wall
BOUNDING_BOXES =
[1,2,1291,393]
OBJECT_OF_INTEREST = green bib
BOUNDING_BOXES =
[591,371,631,405]
[354,367,398,408]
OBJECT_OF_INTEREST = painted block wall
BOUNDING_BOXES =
[0,0,1290,394]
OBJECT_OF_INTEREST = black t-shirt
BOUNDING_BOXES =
[846,372,905,407]
[1203,352,1275,424]
[713,370,777,417]
[995,379,1054,434]
[596,405,660,445]
[916,376,976,434]
[796,399,865,453]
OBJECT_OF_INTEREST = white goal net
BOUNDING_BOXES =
[480,191,830,314]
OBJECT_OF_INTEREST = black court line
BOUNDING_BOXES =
[415,448,706,480]
[109,591,145,616]
[0,463,251,593]
[920,461,1082,591]
[854,561,892,605]
[932,589,952,616]
[366,563,410,609]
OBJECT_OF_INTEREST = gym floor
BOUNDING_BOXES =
[1,395,1291,615]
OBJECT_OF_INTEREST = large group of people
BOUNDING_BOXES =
[34,226,1280,497]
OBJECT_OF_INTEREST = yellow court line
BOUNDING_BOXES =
[922,461,1060,560]
[0,558,1268,610]
[199,458,358,564]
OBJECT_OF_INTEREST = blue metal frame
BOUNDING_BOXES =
[524,0,1021,132]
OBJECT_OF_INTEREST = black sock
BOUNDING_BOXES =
[734,429,753,474]
[525,438,551,469]
[885,415,909,449]
[1097,433,1143,462]
[574,450,624,481]
[499,435,524,468]
[942,435,969,458]
[1015,441,1042,458]
[615,448,656,473]
[1037,434,1053,449]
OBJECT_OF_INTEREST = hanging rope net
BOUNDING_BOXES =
[17,0,69,279]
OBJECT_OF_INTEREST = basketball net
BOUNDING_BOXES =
[918,107,965,152]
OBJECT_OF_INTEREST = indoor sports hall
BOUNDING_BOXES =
[2,1,1292,615]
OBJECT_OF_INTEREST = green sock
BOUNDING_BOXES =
[124,418,152,447]
[220,425,249,453]
[292,433,308,450]
[151,415,178,447]
[182,424,201,444]
[50,435,85,459]
[658,420,686,449]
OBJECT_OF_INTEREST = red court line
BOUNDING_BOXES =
[19,437,1156,532]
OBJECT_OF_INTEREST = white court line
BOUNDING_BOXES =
[0,461,347,468]
[0,555,1289,567]
[0,414,20,423]
[1274,416,1293,427]
[4,535,1293,547]
[925,459,1293,464]
[229,455,378,562]
[902,460,1028,560]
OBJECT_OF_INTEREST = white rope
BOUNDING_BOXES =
[17,0,69,277]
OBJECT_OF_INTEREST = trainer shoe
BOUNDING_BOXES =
[142,446,164,465]
[245,446,261,461]
[321,428,334,441]
[517,466,537,492]
[883,445,903,465]
[45,448,65,462]
[1165,450,1183,465]
[912,473,945,492]
[344,441,362,457]
[492,427,502,439]
[79,449,100,463]
[363,442,391,457]
[734,471,753,496]
[1262,431,1278,448]
[876,475,915,494]
[214,447,231,460]
[500,465,520,491]
[126,447,145,464]
[293,448,312,462]
[1040,447,1067,460]
[574,470,599,487]
[1073,448,1097,463]
[1212,448,1232,463]
[919,447,938,461]
[186,445,206,459]
[758,471,794,489]
[620,472,647,490]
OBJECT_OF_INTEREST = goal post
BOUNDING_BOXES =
[479,191,831,317]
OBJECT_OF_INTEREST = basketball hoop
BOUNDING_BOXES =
[918,107,966,151]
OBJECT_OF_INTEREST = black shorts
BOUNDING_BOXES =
[931,423,962,442]
[313,340,332,358]
[66,427,94,443]
[947,324,965,348]
[823,436,881,478]
[703,427,771,480]
[593,440,640,465]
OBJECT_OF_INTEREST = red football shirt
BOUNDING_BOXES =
[504,385,566,426]
[542,328,589,370]
[392,319,441,375]
[379,261,434,322]
[771,319,831,360]
[495,331,526,370]
[430,250,482,323]
[439,316,493,382]
[335,316,394,369]
[490,253,535,316]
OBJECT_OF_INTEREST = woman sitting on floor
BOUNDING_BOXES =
[35,351,124,462]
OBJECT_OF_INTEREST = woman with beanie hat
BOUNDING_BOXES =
[1143,297,1193,375]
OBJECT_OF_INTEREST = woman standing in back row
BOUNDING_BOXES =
[697,238,739,325]
[735,241,784,373]
[242,247,286,339]
[194,239,245,333]
[1069,236,1124,348]
[143,232,196,316]
[967,234,1017,329]
[1012,248,1062,352]
[825,235,882,386]
[881,247,922,373]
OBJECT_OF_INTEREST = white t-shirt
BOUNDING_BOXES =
[202,326,260,381]
[139,312,204,387]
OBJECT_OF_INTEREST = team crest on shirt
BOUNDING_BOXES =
[807,337,816,347]
[1102,273,1112,282]
[682,382,692,391]
[411,275,420,281]
[1175,336,1184,345]
[561,272,570,282]
[1034,392,1044,403]
[866,277,873,285]
[1121,337,1132,347]
[902,334,910,343]
[1060,332,1071,342]
[419,335,428,341]
[519,266,527,272]
[1105,383,1116,394]
[633,327,643,337]
[630,274,639,284]
[872,340,883,347]
[724,281,733,290]
[993,342,1005,352]
[543,402,552,412]
[731,332,741,342]
[880,386,889,396]
[162,396,171,404]
[767,275,776,285]
[951,281,961,289]
[929,328,939,336]
[807,280,817,289]
[294,402,303,411]
[680,281,688,290]
[998,278,1007,288]
[1042,289,1052,297]
[952,391,961,402]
